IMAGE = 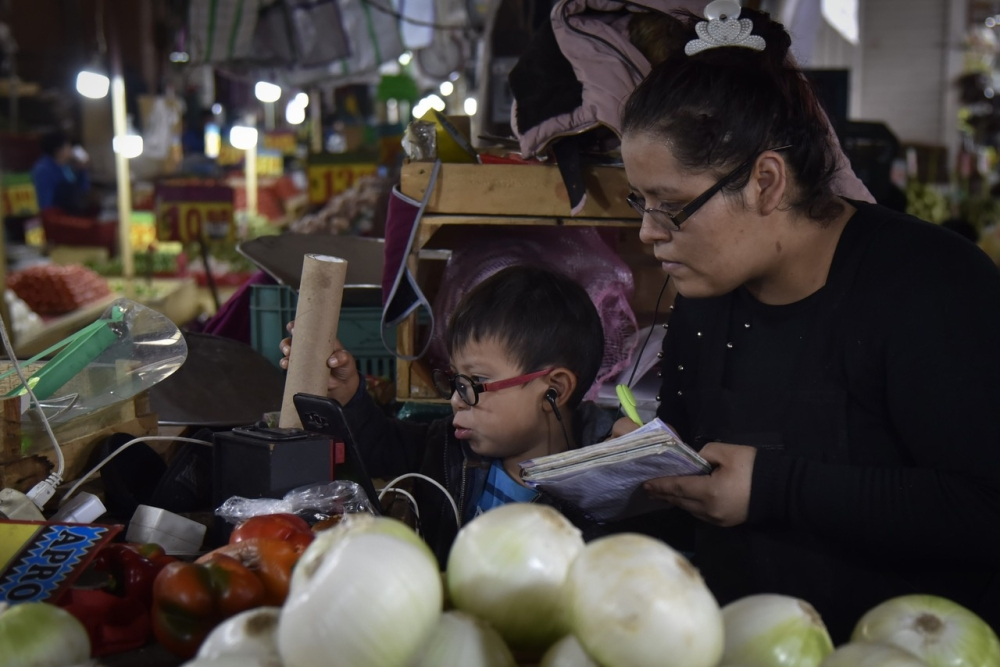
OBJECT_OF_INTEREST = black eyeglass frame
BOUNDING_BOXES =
[627,145,793,231]
[432,368,553,407]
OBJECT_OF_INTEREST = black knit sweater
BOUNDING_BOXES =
[656,201,1000,641]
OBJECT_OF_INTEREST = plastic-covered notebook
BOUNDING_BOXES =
[519,419,711,522]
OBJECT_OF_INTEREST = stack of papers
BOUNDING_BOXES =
[519,419,711,522]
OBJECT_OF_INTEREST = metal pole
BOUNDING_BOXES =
[110,22,133,280]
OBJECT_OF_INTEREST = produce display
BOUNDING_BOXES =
[7,504,999,667]
[7,264,110,316]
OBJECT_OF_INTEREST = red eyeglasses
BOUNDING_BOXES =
[433,368,553,406]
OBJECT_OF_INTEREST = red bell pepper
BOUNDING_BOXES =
[151,554,266,659]
[59,542,176,656]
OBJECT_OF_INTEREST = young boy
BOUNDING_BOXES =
[279,265,613,564]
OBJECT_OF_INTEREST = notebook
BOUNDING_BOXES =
[519,419,711,522]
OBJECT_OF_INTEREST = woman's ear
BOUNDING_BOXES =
[545,369,578,409]
[751,150,788,216]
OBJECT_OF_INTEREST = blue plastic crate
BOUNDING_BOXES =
[250,284,396,379]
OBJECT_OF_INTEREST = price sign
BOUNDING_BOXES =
[307,160,378,205]
[264,130,299,156]
[155,184,235,243]
[1,173,39,217]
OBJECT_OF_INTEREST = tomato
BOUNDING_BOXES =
[151,554,266,658]
[200,538,306,606]
[230,513,314,551]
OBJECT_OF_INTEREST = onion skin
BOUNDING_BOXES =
[278,532,442,667]
[819,642,929,666]
[565,534,724,667]
[540,635,600,667]
[196,606,282,664]
[721,594,834,667]
[0,601,91,667]
[852,595,1000,667]
[408,611,516,667]
[446,504,584,654]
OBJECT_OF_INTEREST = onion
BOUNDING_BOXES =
[408,611,515,667]
[182,658,280,667]
[0,601,91,667]
[540,635,599,667]
[565,534,724,667]
[291,515,435,595]
[446,504,584,653]
[721,594,833,667]
[278,532,442,667]
[852,595,1000,667]
[819,642,929,666]
[197,607,282,664]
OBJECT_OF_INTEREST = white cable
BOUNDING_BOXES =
[379,472,460,530]
[0,300,64,508]
[60,435,212,506]
[377,487,421,523]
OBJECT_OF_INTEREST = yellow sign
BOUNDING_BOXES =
[156,201,235,244]
[25,222,45,247]
[308,163,378,205]
[257,153,283,177]
[264,131,298,156]
[2,181,39,217]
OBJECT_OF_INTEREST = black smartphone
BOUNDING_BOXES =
[292,393,383,515]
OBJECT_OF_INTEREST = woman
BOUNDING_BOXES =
[618,1,1000,640]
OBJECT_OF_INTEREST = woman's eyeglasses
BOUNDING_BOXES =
[432,368,553,406]
[627,145,793,231]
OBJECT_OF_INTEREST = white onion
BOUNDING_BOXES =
[565,534,724,667]
[852,595,1000,667]
[0,601,91,667]
[819,642,929,666]
[182,658,281,667]
[279,532,442,667]
[408,611,515,667]
[540,635,600,667]
[721,594,833,667]
[196,607,282,664]
[291,515,435,595]
[446,504,584,653]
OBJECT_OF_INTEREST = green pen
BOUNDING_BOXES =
[616,384,644,426]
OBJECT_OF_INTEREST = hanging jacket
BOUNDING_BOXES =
[509,0,873,207]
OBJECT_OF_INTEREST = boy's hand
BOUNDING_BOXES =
[279,320,361,406]
[609,417,641,440]
[642,442,756,528]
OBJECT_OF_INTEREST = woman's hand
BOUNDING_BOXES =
[643,443,757,527]
[279,321,361,406]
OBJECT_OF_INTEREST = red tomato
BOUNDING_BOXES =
[230,513,314,551]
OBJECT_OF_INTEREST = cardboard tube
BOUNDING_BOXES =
[279,254,348,428]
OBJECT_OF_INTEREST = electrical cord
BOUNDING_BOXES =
[379,472,461,530]
[377,487,421,523]
[0,302,64,509]
[60,435,213,506]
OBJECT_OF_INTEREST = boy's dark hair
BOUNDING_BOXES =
[39,129,69,157]
[446,265,605,408]
[622,8,842,224]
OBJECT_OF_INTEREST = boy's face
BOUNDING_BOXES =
[448,337,553,461]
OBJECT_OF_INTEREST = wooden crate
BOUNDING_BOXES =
[400,162,636,219]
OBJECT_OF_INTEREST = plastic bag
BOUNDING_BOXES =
[215,481,376,525]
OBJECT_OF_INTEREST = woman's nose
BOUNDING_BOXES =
[639,214,671,245]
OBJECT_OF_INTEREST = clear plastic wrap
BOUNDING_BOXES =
[215,481,376,525]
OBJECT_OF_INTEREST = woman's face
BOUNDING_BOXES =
[622,131,781,299]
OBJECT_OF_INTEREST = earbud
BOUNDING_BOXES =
[545,389,562,422]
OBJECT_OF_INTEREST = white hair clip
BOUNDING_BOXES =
[685,0,765,56]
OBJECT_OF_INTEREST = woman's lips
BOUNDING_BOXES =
[661,261,684,272]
